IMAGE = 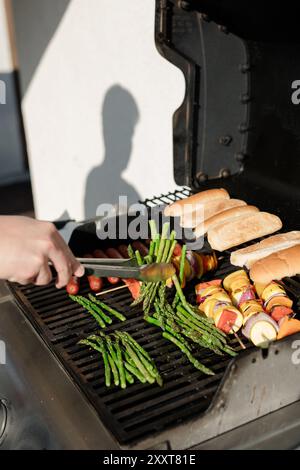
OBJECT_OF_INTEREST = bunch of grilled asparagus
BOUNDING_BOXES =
[80,331,162,388]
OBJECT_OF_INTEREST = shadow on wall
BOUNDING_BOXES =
[11,0,71,96]
[84,85,140,219]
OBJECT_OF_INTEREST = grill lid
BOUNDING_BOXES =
[155,1,300,196]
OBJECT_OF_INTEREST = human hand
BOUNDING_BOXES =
[0,216,84,287]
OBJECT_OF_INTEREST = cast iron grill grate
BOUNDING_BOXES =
[8,188,256,445]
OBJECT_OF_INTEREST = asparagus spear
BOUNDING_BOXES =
[135,250,144,267]
[148,240,155,258]
[162,332,215,376]
[107,352,120,386]
[166,239,177,263]
[143,255,153,264]
[127,244,135,259]
[87,299,112,325]
[125,369,134,384]
[161,240,171,265]
[124,357,147,383]
[145,315,192,351]
[172,244,187,308]
[116,331,153,363]
[115,338,126,389]
[181,328,224,355]
[71,295,111,324]
[120,340,155,384]
[149,220,158,240]
[117,331,163,386]
[88,295,126,322]
[176,305,227,343]
[179,245,187,285]
[171,276,228,344]
[79,338,111,386]
[70,295,106,328]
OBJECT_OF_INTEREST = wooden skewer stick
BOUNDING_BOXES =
[95,284,128,297]
[233,331,246,349]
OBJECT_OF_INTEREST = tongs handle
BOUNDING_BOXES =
[76,257,134,267]
[76,258,175,282]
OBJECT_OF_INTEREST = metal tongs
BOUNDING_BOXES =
[77,257,175,282]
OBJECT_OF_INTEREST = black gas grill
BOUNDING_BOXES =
[2,0,300,450]
[8,189,246,445]
[5,188,300,449]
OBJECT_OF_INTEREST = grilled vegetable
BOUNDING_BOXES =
[260,281,293,312]
[242,313,278,348]
[162,331,215,376]
[123,278,141,300]
[214,308,243,334]
[277,316,300,340]
[223,270,280,347]
[79,332,161,388]
[79,338,111,387]
[88,294,126,322]
[70,295,106,328]
[70,295,126,326]
[136,221,237,373]
[254,281,295,325]
[172,250,218,284]
[271,306,293,322]
[195,278,243,334]
[195,279,222,304]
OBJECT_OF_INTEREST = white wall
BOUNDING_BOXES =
[0,0,13,72]
[0,0,26,183]
[14,0,185,220]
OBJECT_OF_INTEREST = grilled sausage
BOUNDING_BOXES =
[84,253,103,292]
[87,275,103,292]
[132,241,149,257]
[66,276,80,295]
[93,249,107,258]
[117,244,129,258]
[93,248,120,284]
[105,248,123,259]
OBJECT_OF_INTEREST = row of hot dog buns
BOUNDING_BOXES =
[229,231,300,284]
[164,188,282,251]
[164,188,300,284]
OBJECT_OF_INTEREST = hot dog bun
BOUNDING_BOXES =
[164,188,229,217]
[231,231,300,268]
[181,198,246,228]
[250,244,300,284]
[207,212,282,252]
[193,205,259,238]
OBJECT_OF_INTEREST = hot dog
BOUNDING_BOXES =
[66,276,80,295]
[93,249,120,284]
[132,241,149,257]
[117,244,129,258]
[84,254,103,292]
[106,247,141,299]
